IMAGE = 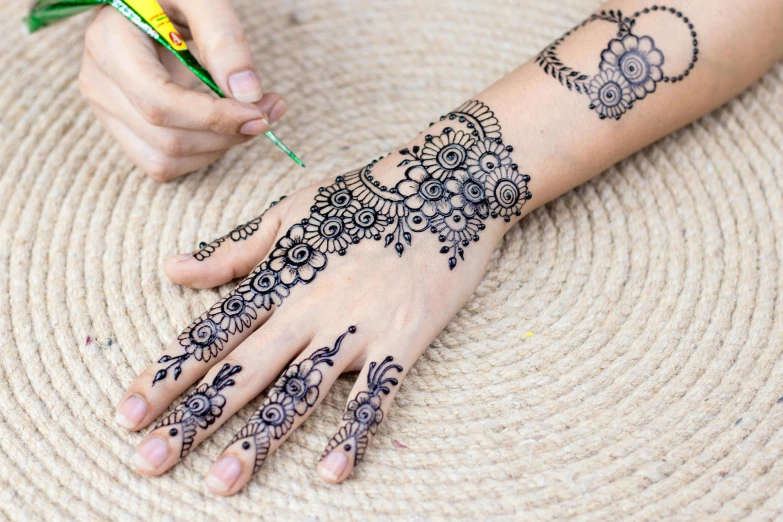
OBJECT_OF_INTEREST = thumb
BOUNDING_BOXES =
[177,0,264,103]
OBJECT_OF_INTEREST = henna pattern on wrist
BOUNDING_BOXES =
[154,100,532,383]
[193,196,287,261]
[154,363,241,458]
[228,326,356,472]
[536,5,698,120]
[321,356,403,465]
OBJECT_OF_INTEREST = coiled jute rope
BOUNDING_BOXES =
[1,0,782,519]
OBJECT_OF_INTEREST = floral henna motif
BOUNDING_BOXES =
[228,327,356,472]
[154,100,532,383]
[321,356,403,465]
[154,363,241,458]
[194,196,287,261]
[535,5,699,120]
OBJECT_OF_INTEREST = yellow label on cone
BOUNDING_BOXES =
[121,0,187,50]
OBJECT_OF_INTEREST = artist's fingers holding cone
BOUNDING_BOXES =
[318,347,417,484]
[80,53,253,157]
[131,316,315,475]
[89,101,227,181]
[207,326,365,496]
[88,6,269,136]
[164,195,290,289]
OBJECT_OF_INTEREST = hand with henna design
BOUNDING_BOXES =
[113,0,783,497]
[120,100,532,494]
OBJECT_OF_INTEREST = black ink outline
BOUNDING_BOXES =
[228,326,357,472]
[154,363,241,458]
[535,6,699,119]
[154,100,532,383]
[194,196,287,261]
[321,356,403,465]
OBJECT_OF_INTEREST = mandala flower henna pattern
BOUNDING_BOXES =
[321,356,403,465]
[228,326,356,472]
[535,5,699,120]
[153,100,532,383]
[194,196,287,261]
[154,363,241,458]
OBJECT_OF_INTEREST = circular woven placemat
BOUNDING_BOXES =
[1,0,783,520]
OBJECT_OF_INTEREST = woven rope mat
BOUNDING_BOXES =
[1,0,783,520]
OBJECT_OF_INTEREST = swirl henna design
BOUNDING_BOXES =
[321,356,403,465]
[154,363,241,459]
[154,100,532,384]
[193,196,288,261]
[228,326,356,472]
[535,5,699,120]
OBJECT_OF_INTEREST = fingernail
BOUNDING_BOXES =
[228,70,263,103]
[240,118,269,136]
[115,395,147,429]
[206,456,242,493]
[268,99,287,123]
[165,253,194,263]
[133,437,169,472]
[319,451,347,482]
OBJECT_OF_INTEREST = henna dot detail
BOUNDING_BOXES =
[242,441,250,450]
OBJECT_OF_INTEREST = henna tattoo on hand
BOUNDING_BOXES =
[155,100,532,383]
[321,356,403,465]
[154,363,241,458]
[536,5,699,120]
[193,196,287,261]
[228,326,356,472]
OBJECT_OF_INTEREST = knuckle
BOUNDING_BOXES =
[156,132,185,158]
[202,105,234,134]
[134,97,167,127]
[143,155,177,182]
[202,31,246,61]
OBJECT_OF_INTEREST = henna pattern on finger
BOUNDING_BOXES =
[321,356,403,465]
[536,6,698,120]
[155,101,532,383]
[153,363,241,459]
[228,326,356,472]
[194,196,287,261]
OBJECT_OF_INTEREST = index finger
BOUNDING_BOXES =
[85,6,267,134]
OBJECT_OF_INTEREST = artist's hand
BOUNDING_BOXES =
[78,0,286,181]
[112,103,532,494]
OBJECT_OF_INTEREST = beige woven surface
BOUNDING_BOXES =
[1,0,783,520]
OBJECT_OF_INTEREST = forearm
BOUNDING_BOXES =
[468,0,783,223]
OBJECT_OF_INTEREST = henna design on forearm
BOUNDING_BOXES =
[193,196,287,261]
[154,101,531,383]
[228,326,356,472]
[154,363,241,458]
[321,356,403,465]
[536,5,698,120]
